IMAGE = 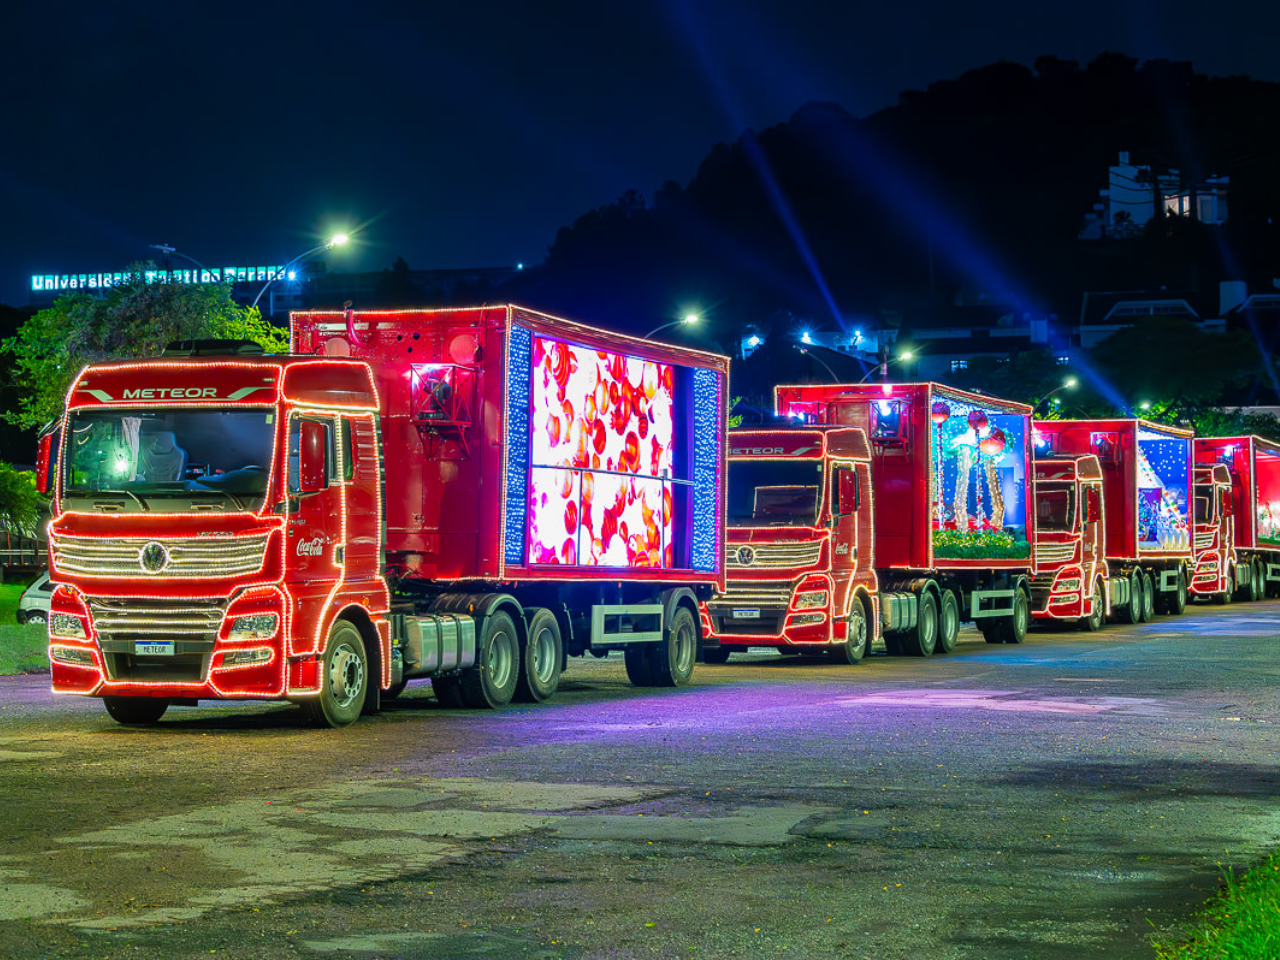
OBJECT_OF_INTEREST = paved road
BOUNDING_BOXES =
[1,604,1278,959]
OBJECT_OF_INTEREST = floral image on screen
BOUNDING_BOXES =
[528,337,676,568]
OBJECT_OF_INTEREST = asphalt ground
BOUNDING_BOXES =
[0,602,1278,959]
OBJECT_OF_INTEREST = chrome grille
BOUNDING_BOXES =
[1193,532,1214,552]
[709,581,794,608]
[54,533,269,579]
[1034,542,1076,566]
[90,597,225,644]
[727,541,822,570]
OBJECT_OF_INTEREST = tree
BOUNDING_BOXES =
[1,277,287,431]
[0,461,45,534]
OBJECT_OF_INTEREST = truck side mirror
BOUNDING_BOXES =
[36,432,54,495]
[298,420,329,493]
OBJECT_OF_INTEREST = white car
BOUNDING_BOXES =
[16,572,54,625]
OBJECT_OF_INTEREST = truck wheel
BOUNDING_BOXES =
[103,696,169,725]
[1214,567,1235,605]
[832,600,868,665]
[1234,563,1254,602]
[649,604,697,687]
[624,645,656,685]
[1078,580,1105,632]
[1003,590,1030,644]
[1115,570,1142,624]
[936,590,959,654]
[1170,569,1188,614]
[459,610,519,709]
[513,607,562,703]
[1139,571,1155,622]
[1249,559,1264,601]
[702,647,732,664]
[904,592,938,656]
[305,620,369,728]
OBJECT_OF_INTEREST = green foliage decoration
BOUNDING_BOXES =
[1,276,287,431]
[933,528,1032,560]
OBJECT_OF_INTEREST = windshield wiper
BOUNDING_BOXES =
[93,488,150,512]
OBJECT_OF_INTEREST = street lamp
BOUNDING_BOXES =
[1032,377,1078,415]
[150,243,209,277]
[645,313,699,339]
[251,233,351,313]
[855,349,915,384]
[793,343,840,382]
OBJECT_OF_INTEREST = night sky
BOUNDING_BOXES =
[5,0,1278,309]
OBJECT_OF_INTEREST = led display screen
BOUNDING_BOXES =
[925,390,1030,560]
[528,337,676,567]
[1135,427,1190,552]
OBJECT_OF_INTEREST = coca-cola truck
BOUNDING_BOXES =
[40,305,729,726]
[775,383,1036,651]
[699,424,877,663]
[1029,453,1154,629]
[1191,435,1280,601]
[1030,419,1193,615]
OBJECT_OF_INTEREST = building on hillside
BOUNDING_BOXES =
[1078,151,1228,240]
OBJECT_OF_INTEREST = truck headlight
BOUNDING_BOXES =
[794,591,829,610]
[50,613,87,639]
[1054,578,1081,594]
[228,614,278,641]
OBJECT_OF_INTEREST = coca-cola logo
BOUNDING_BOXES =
[296,537,326,557]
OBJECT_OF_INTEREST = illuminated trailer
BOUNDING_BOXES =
[1191,435,1280,601]
[1031,419,1193,615]
[41,305,728,727]
[776,383,1035,652]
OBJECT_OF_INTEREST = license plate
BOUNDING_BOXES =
[731,609,760,620]
[135,641,174,656]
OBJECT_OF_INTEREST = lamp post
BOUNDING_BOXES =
[855,349,915,384]
[645,313,698,339]
[792,342,842,382]
[150,243,209,277]
[251,233,350,314]
[1032,377,1078,415]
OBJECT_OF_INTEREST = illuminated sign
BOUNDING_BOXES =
[528,336,676,568]
[31,266,291,293]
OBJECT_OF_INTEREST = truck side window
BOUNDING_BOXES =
[288,417,335,493]
[834,467,860,515]
[340,418,354,482]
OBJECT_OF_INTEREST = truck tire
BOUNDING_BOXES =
[1078,579,1105,632]
[1003,590,1030,644]
[649,604,697,687]
[1250,559,1264,601]
[1171,569,1188,614]
[832,600,868,665]
[1234,562,1255,602]
[459,610,519,709]
[103,696,169,725]
[936,590,959,654]
[1139,571,1155,622]
[702,646,732,664]
[305,621,369,728]
[904,592,938,656]
[513,607,563,703]
[1114,570,1142,624]
[1214,567,1235,605]
[624,644,656,684]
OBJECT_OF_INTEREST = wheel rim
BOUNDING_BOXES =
[848,611,867,655]
[673,617,696,674]
[487,627,515,689]
[920,601,938,652]
[1093,585,1104,628]
[531,625,557,685]
[328,641,365,710]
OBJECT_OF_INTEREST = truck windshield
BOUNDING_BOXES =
[63,409,275,509]
[1035,486,1076,532]
[727,460,822,526]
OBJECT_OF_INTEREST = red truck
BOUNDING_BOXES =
[1029,453,1154,629]
[40,305,729,726]
[1030,419,1193,617]
[699,424,878,663]
[1191,435,1280,601]
[775,383,1036,651]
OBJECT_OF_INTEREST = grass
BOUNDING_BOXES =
[1153,856,1280,959]
[0,580,49,675]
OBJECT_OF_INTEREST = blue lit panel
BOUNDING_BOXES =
[691,367,723,572]
[503,324,533,566]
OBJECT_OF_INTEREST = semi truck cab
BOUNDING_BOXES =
[1189,462,1239,602]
